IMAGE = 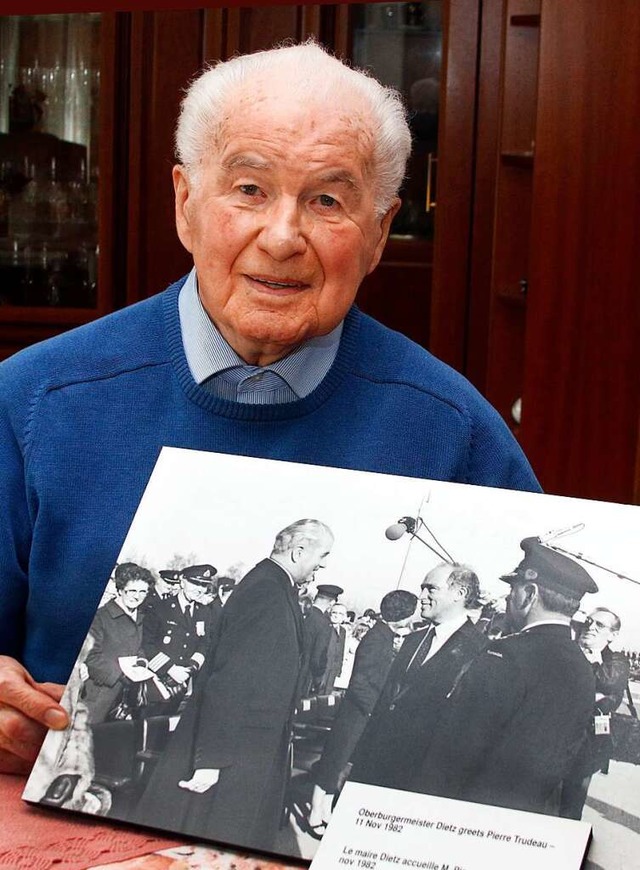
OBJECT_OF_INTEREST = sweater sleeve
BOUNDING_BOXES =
[464,393,541,493]
[0,359,34,661]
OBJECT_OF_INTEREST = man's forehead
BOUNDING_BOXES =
[217,84,374,160]
[589,610,617,628]
[422,565,451,586]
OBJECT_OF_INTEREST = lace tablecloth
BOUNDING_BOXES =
[0,773,183,869]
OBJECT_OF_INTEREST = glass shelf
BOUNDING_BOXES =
[0,13,101,309]
[351,1,443,240]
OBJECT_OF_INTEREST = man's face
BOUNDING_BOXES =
[330,603,348,626]
[504,581,530,632]
[419,564,464,624]
[173,79,398,364]
[157,577,179,597]
[290,531,334,586]
[181,578,209,604]
[580,610,618,652]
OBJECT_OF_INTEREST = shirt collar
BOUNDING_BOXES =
[177,591,193,613]
[178,268,343,399]
[521,619,571,632]
[431,611,468,642]
[582,646,604,665]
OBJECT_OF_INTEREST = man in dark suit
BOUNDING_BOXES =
[307,589,418,835]
[132,518,334,853]
[301,583,343,696]
[350,562,486,791]
[418,538,598,815]
[560,607,630,819]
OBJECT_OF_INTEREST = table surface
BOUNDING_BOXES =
[0,774,305,870]
[0,772,184,870]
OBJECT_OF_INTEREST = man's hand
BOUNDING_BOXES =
[167,664,192,685]
[0,656,69,775]
[178,767,220,793]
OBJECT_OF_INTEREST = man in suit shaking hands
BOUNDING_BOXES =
[133,518,334,852]
[350,562,486,791]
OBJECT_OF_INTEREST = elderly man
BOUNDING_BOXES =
[131,518,333,852]
[350,562,486,791]
[418,538,598,814]
[560,607,630,819]
[0,41,538,776]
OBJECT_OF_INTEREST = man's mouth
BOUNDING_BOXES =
[246,275,309,292]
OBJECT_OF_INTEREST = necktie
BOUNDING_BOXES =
[405,625,436,675]
[388,625,437,709]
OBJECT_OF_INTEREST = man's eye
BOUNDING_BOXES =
[239,184,261,197]
[317,194,338,208]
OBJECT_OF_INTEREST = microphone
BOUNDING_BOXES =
[385,516,417,540]
[539,523,585,543]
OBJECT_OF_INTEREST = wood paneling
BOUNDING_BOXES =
[429,0,481,372]
[519,0,640,502]
[125,10,203,305]
[357,238,433,349]
[465,0,540,433]
[465,0,505,393]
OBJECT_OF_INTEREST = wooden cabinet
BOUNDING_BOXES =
[456,0,640,503]
[461,0,541,431]
[2,2,637,503]
[0,13,113,360]
[519,0,640,504]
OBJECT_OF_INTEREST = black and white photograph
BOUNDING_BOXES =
[24,447,640,869]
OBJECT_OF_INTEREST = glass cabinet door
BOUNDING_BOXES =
[0,13,101,308]
[351,1,442,239]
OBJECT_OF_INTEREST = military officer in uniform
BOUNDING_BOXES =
[142,568,181,611]
[418,538,598,815]
[143,563,217,713]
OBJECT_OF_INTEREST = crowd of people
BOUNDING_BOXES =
[29,520,636,860]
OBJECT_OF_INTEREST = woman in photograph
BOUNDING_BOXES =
[81,563,152,724]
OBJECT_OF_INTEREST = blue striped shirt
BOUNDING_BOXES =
[178,269,343,404]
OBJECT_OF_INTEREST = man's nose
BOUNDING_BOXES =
[257,197,307,260]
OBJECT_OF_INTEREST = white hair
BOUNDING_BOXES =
[175,40,412,216]
[271,518,333,555]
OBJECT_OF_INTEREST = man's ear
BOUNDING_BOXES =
[290,546,304,565]
[173,164,194,254]
[366,197,401,275]
[521,582,539,609]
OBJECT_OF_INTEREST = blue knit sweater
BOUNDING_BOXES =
[0,277,539,682]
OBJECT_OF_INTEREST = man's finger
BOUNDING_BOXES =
[36,682,66,704]
[0,672,68,730]
[0,705,47,748]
